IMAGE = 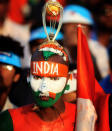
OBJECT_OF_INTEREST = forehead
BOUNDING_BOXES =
[63,23,90,30]
[0,62,14,70]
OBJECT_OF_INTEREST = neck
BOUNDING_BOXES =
[35,98,65,121]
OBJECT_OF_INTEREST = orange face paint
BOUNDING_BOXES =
[31,61,68,77]
[39,44,68,62]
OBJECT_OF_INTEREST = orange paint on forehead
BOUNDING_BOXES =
[39,44,68,62]
[31,61,68,77]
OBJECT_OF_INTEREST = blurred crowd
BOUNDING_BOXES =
[0,0,112,126]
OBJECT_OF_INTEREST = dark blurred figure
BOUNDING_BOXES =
[62,4,102,81]
[0,0,9,34]
[0,35,23,111]
[95,0,112,48]
[0,0,9,25]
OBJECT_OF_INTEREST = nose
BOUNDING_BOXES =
[38,78,48,93]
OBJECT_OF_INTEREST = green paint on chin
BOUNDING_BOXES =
[32,89,65,108]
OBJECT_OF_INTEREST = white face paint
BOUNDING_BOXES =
[30,75,67,94]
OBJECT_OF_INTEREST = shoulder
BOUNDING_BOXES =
[0,110,13,131]
[9,104,34,116]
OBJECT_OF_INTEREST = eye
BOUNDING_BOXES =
[50,77,60,80]
[33,75,42,80]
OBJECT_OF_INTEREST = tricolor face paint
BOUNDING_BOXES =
[31,61,68,77]
[30,61,68,107]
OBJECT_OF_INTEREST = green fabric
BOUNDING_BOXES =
[43,51,55,60]
[0,110,13,131]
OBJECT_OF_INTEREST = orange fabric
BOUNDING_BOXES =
[77,26,110,131]
[31,61,68,77]
[9,103,76,131]
[8,0,27,24]
[77,26,95,101]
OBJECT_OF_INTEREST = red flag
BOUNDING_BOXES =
[76,25,110,131]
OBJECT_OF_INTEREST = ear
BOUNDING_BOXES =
[67,73,70,82]
[13,74,20,82]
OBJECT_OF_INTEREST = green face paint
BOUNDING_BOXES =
[32,88,65,108]
[43,51,55,60]
[30,76,67,108]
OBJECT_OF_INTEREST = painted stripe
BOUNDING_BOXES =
[31,61,68,77]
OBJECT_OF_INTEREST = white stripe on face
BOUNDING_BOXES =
[30,75,67,94]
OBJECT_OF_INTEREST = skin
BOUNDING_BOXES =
[62,23,91,63]
[0,63,20,110]
[62,91,77,104]
[63,23,91,47]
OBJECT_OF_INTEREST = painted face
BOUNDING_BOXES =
[30,75,67,107]
[30,61,68,107]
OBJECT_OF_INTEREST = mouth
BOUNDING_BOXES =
[38,92,56,100]
[39,96,49,101]
[39,93,49,101]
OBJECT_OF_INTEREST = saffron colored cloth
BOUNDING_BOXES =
[8,102,76,131]
[76,25,110,131]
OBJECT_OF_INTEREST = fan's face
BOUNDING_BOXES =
[30,61,68,107]
[30,75,67,107]
[63,23,90,47]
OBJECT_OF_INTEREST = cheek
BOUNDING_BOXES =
[1,70,15,87]
[30,77,42,92]
[47,77,67,93]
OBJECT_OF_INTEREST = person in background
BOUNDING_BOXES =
[0,40,76,131]
[61,4,102,104]
[0,35,23,111]
[62,4,109,81]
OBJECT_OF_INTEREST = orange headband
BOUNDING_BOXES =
[31,61,68,77]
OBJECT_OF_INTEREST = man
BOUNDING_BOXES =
[9,26,64,107]
[62,4,109,80]
[0,35,23,111]
[0,40,76,131]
